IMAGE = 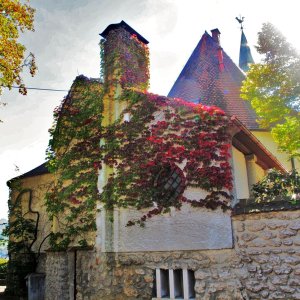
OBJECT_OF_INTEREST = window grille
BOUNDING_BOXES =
[153,164,185,205]
[154,268,195,300]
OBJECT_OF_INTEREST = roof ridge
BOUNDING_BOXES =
[7,162,49,186]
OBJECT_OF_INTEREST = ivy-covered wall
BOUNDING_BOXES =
[101,27,149,91]
[45,77,103,250]
[43,23,234,251]
[6,173,53,295]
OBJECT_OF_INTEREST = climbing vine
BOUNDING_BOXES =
[101,27,150,91]
[45,27,233,249]
[45,76,103,250]
[4,182,42,295]
[5,188,38,255]
[100,89,233,225]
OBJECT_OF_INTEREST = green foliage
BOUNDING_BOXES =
[0,0,37,95]
[0,220,8,247]
[5,188,37,254]
[0,258,8,273]
[45,28,233,248]
[46,27,151,249]
[101,28,150,91]
[100,90,233,226]
[46,76,103,250]
[4,186,37,296]
[241,23,300,157]
[0,239,7,247]
[252,169,300,203]
[0,258,8,264]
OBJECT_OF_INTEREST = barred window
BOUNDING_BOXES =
[153,164,185,205]
[153,268,195,299]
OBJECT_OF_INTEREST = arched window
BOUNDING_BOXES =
[153,164,185,206]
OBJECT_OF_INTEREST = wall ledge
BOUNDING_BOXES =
[233,197,300,215]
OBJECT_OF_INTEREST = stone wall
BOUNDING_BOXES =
[44,209,300,300]
[233,210,300,299]
[45,251,75,300]
[112,250,248,300]
[55,249,247,300]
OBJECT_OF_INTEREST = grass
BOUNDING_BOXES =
[0,258,8,273]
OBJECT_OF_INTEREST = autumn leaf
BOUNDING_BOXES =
[0,0,37,95]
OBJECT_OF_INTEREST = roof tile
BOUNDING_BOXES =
[168,32,259,129]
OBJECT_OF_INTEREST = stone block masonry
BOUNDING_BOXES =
[44,209,300,300]
[46,249,248,299]
[45,251,75,300]
[233,210,300,300]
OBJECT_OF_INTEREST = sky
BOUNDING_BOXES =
[1,0,300,219]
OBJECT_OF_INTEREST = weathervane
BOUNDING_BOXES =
[235,16,245,30]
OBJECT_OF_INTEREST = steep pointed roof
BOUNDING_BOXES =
[168,30,259,129]
[7,163,49,187]
[239,30,254,71]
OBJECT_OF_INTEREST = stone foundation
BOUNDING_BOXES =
[44,209,300,300]
[45,251,75,300]
[45,249,247,300]
[233,210,300,299]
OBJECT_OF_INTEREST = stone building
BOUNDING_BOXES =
[6,21,300,300]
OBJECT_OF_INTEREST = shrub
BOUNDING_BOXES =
[252,169,300,203]
[0,258,8,273]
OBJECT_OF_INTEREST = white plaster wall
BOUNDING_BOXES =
[252,161,266,183]
[99,203,233,252]
[232,146,249,199]
[96,105,233,253]
[252,130,299,171]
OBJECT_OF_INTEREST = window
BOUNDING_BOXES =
[153,164,185,206]
[154,269,195,300]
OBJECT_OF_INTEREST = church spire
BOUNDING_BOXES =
[236,17,254,72]
[239,30,254,71]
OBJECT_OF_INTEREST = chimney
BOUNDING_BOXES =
[100,21,150,91]
[211,28,224,71]
[211,28,221,45]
